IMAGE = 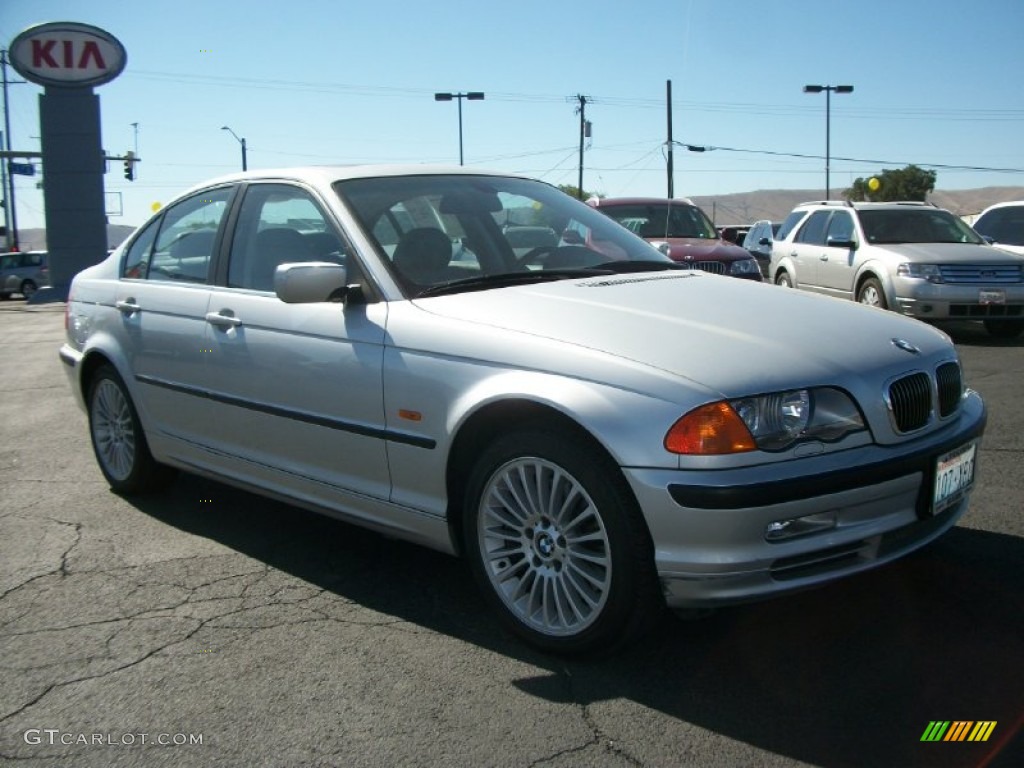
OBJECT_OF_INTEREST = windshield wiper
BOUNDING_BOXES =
[416,269,612,298]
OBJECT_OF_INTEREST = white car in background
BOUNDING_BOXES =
[972,200,1024,256]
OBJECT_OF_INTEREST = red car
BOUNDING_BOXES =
[588,197,762,280]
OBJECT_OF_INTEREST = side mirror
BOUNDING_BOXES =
[826,236,858,250]
[981,235,995,245]
[274,262,350,303]
[560,229,584,246]
[758,237,771,246]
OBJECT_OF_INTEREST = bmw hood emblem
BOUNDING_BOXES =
[891,338,921,355]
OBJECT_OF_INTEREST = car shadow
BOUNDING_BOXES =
[935,320,1023,348]
[133,474,1023,768]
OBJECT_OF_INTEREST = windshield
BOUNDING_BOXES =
[859,208,985,245]
[595,202,718,239]
[334,175,670,296]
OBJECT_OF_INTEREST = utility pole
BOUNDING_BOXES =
[131,122,139,179]
[1,50,20,251]
[666,80,674,199]
[575,94,589,200]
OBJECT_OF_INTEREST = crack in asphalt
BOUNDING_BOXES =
[527,666,645,768]
[0,547,430,726]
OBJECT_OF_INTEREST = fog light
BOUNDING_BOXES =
[765,511,838,541]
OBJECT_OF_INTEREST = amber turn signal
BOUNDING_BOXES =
[665,401,757,455]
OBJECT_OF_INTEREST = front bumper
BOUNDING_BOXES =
[892,279,1024,320]
[624,391,986,607]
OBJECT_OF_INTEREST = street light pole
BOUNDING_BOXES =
[220,125,247,171]
[434,91,484,165]
[803,84,853,198]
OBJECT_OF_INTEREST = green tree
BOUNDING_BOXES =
[556,184,601,201]
[845,165,937,202]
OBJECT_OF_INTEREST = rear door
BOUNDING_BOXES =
[816,210,859,298]
[786,210,831,289]
[113,186,234,448]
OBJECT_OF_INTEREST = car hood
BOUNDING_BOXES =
[645,238,751,263]
[411,272,953,399]
[876,242,1024,263]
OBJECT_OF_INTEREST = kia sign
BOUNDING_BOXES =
[9,22,126,88]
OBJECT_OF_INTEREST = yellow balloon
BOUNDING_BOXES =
[151,201,162,212]
[867,177,880,192]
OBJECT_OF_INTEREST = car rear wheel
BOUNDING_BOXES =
[87,365,175,494]
[463,428,661,655]
[857,277,888,309]
[20,280,37,299]
[775,271,792,288]
[984,319,1024,339]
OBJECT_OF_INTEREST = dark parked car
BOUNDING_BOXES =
[0,250,49,299]
[588,197,762,280]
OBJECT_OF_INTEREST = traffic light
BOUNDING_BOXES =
[123,150,135,181]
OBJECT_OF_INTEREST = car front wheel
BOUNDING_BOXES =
[857,277,888,309]
[20,280,37,299]
[87,365,175,494]
[463,428,661,655]
[984,319,1024,339]
[775,271,792,288]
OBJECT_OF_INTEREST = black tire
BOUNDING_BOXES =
[20,280,37,299]
[775,271,792,288]
[87,365,176,494]
[462,428,662,655]
[0,292,9,301]
[857,277,888,309]
[984,318,1024,339]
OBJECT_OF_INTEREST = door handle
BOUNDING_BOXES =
[819,254,829,261]
[205,311,242,328]
[115,299,141,314]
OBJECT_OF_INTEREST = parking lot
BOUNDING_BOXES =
[0,300,1021,768]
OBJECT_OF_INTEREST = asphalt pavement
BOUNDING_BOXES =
[1,300,1021,768]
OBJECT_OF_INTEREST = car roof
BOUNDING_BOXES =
[793,200,949,213]
[978,200,1024,214]
[180,164,527,196]
[589,196,697,207]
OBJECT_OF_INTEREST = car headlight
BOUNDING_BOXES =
[664,387,866,454]
[729,258,759,275]
[896,263,943,283]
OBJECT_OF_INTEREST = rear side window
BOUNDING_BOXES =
[121,218,160,279]
[776,210,807,241]
[146,188,233,284]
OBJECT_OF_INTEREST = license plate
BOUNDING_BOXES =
[979,289,1005,305]
[932,441,977,515]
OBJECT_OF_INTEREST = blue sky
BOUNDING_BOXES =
[3,0,1023,230]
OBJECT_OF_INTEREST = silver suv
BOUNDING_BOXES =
[769,201,1024,338]
[0,251,49,300]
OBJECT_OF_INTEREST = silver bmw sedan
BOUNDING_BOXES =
[60,166,985,654]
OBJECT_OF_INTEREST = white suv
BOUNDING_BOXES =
[769,201,1024,338]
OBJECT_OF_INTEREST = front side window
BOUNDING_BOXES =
[146,187,233,283]
[826,211,854,243]
[227,184,345,291]
[795,211,830,245]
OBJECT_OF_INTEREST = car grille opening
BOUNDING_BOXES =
[948,304,1023,317]
[679,261,726,275]
[938,264,1024,284]
[888,372,932,433]
[936,362,962,418]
